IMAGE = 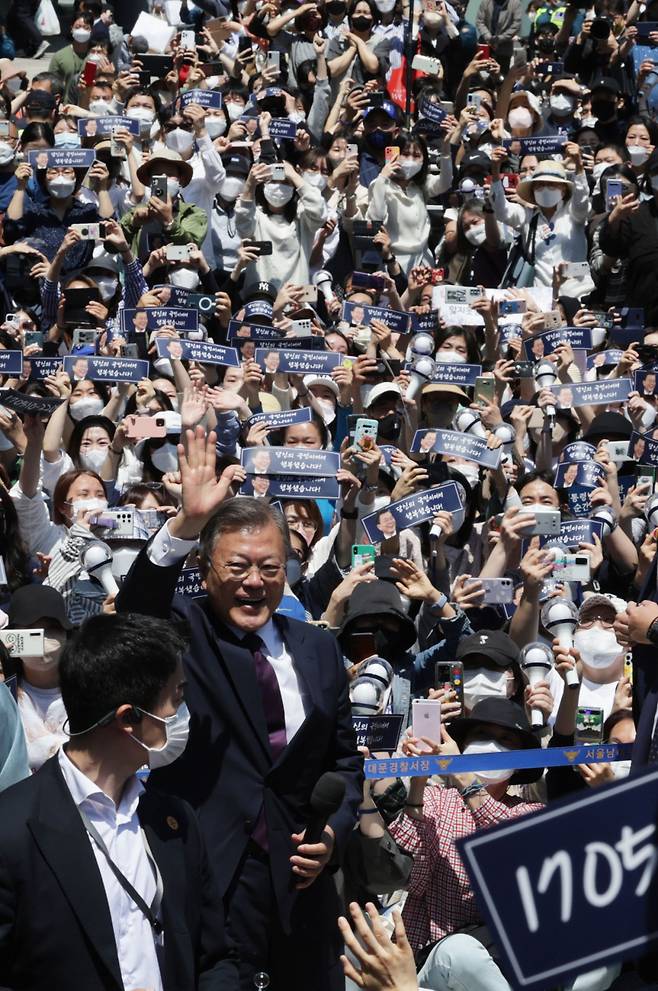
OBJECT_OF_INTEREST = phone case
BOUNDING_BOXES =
[412,699,442,751]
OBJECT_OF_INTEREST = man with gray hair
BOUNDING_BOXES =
[117,426,362,991]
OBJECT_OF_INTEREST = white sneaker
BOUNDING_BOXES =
[34,41,50,58]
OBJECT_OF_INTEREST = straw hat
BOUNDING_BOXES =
[517,159,573,205]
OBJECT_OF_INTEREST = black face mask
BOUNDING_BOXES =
[327,0,345,13]
[536,37,554,53]
[591,97,616,122]
[377,411,402,441]
[351,15,373,30]
[373,629,397,661]
[286,556,303,587]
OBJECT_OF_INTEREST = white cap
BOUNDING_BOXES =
[302,374,339,398]
[364,382,402,408]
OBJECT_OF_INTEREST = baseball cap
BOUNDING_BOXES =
[302,374,339,397]
[591,76,621,96]
[244,281,277,304]
[364,99,399,121]
[8,585,72,631]
[456,630,520,667]
[364,382,402,407]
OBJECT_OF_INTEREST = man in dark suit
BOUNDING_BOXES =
[615,597,658,766]
[0,612,238,991]
[116,427,363,991]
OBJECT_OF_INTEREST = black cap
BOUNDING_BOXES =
[592,76,621,96]
[337,579,417,651]
[8,585,72,631]
[582,411,632,442]
[459,150,491,175]
[448,697,542,784]
[243,281,277,303]
[456,630,519,667]
[221,153,251,178]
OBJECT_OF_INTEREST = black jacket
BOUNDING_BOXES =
[116,547,363,930]
[0,756,239,991]
[598,198,658,325]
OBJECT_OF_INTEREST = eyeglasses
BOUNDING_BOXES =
[210,560,284,581]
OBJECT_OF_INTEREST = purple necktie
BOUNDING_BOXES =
[243,633,287,851]
[243,633,287,761]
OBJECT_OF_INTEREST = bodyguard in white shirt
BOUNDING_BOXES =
[0,612,239,991]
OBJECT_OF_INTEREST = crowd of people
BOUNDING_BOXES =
[0,0,658,987]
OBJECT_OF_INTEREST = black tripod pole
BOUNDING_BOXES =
[404,0,416,126]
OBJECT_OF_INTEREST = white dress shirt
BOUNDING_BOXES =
[148,523,308,742]
[58,749,164,991]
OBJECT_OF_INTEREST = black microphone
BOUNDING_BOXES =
[303,772,346,844]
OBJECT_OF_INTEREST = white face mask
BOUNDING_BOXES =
[132,703,190,769]
[534,186,563,208]
[80,448,108,472]
[372,494,391,512]
[303,171,328,190]
[398,157,423,179]
[0,141,15,166]
[219,175,246,200]
[153,357,174,377]
[574,626,622,670]
[47,176,76,199]
[169,266,200,289]
[54,132,81,149]
[628,144,650,166]
[508,107,533,129]
[70,496,108,517]
[263,181,294,207]
[72,27,91,42]
[463,739,514,783]
[463,667,511,708]
[70,396,104,421]
[549,93,574,116]
[205,116,227,138]
[166,177,181,200]
[288,111,306,124]
[375,0,396,10]
[95,275,117,301]
[315,396,336,425]
[89,99,115,115]
[580,115,598,128]
[150,442,179,473]
[127,106,155,124]
[465,223,487,246]
[436,349,467,363]
[458,463,480,488]
[226,101,245,121]
[592,161,608,184]
[22,630,66,670]
[165,129,194,155]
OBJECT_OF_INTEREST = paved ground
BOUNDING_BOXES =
[14,55,47,78]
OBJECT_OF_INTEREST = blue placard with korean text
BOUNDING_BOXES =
[423,362,482,387]
[180,89,222,109]
[240,475,340,500]
[560,442,596,463]
[269,117,297,139]
[550,378,632,409]
[0,351,23,375]
[629,431,658,466]
[342,301,410,334]
[554,461,605,489]
[0,388,64,417]
[121,307,199,334]
[63,355,149,383]
[247,407,313,430]
[352,714,404,751]
[566,484,593,518]
[241,447,339,478]
[154,337,239,367]
[522,327,593,360]
[27,356,62,380]
[361,481,463,544]
[227,320,284,341]
[28,148,96,170]
[254,348,342,375]
[411,428,502,468]
[504,133,567,155]
[76,115,140,137]
[175,568,206,598]
[458,766,658,991]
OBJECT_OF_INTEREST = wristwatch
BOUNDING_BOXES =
[429,592,449,613]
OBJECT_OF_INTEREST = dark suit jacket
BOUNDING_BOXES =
[0,756,239,991]
[116,546,363,929]
[631,556,658,769]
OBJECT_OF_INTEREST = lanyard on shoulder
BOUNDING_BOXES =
[79,807,165,940]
